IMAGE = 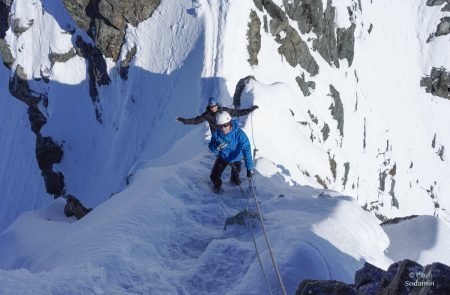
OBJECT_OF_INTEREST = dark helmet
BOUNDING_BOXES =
[208,96,218,106]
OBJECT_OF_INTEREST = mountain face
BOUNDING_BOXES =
[1,0,450,293]
[1,0,449,230]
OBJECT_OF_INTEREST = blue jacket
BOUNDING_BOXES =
[208,120,254,170]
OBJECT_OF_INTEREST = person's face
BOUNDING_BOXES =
[219,122,231,134]
[209,105,218,112]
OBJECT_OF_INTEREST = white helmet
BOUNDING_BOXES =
[216,111,231,125]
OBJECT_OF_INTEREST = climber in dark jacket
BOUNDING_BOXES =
[176,96,258,133]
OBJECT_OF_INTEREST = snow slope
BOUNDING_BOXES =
[1,0,450,293]
[0,123,393,294]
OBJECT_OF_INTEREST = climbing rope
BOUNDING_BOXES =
[248,112,287,294]
[250,112,258,160]
[235,181,272,295]
[248,178,287,295]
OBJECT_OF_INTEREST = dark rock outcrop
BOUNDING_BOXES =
[49,48,77,67]
[382,260,424,294]
[253,0,263,11]
[279,26,319,76]
[0,0,10,38]
[64,194,92,219]
[0,1,14,69]
[283,0,357,69]
[337,23,356,66]
[119,45,136,80]
[224,209,260,230]
[233,75,256,107]
[43,171,65,197]
[426,0,447,5]
[9,66,41,105]
[380,215,419,226]
[63,0,160,60]
[296,260,450,295]
[0,38,14,69]
[354,263,385,294]
[28,105,47,134]
[296,279,355,295]
[35,135,64,171]
[420,67,450,100]
[247,10,261,66]
[75,36,111,122]
[262,0,319,76]
[328,85,344,137]
[36,135,65,197]
[283,0,324,35]
[435,16,450,36]
[8,65,66,197]
[312,0,339,68]
[296,73,316,96]
[12,18,34,36]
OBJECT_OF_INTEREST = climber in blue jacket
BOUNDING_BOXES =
[208,111,254,193]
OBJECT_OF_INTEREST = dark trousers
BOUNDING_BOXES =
[210,157,241,187]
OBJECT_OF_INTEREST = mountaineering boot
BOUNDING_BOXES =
[213,184,222,194]
[230,174,241,186]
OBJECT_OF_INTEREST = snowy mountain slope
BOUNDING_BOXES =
[0,0,449,228]
[0,0,450,293]
[219,0,450,222]
[383,215,450,266]
[0,129,394,294]
[1,79,450,294]
[0,60,49,231]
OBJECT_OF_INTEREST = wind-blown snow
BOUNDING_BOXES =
[1,0,450,293]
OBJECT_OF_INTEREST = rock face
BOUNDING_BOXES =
[420,67,450,100]
[296,280,355,295]
[0,0,9,38]
[296,260,450,295]
[261,0,319,76]
[283,0,357,68]
[247,10,261,66]
[63,0,161,60]
[233,75,256,107]
[8,66,67,197]
[426,0,450,11]
[64,195,92,220]
[119,45,137,80]
[0,1,14,68]
[328,85,344,137]
[435,16,450,36]
[252,0,358,81]
[223,209,260,230]
[296,74,316,96]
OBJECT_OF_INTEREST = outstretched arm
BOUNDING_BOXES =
[223,106,258,117]
[177,113,206,125]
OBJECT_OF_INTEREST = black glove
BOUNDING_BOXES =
[251,105,259,111]
[247,169,254,178]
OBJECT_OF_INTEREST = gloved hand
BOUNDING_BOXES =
[251,105,259,111]
[247,169,254,178]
